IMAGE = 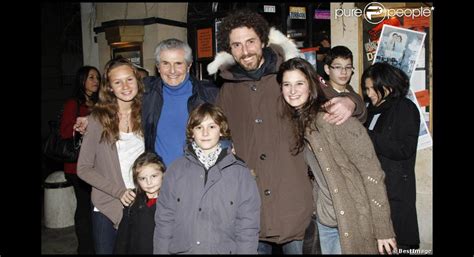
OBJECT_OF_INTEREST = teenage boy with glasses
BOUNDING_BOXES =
[322,45,367,123]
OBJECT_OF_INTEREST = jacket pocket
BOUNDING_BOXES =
[214,242,237,254]
[357,212,374,240]
[384,167,408,202]
[168,222,192,254]
[169,238,192,254]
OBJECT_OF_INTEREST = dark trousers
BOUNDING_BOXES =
[92,211,117,254]
[65,173,95,254]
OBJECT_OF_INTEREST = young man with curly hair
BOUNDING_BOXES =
[207,9,366,254]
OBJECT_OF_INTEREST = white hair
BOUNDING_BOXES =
[154,38,193,65]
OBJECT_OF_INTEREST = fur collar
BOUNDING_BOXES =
[207,27,301,75]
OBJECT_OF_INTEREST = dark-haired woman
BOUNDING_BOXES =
[277,57,397,254]
[59,65,100,254]
[362,62,420,250]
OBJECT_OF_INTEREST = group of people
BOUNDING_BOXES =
[57,9,421,255]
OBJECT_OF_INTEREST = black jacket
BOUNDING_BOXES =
[142,76,219,153]
[364,97,420,246]
[114,193,156,254]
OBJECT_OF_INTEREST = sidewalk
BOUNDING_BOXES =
[41,225,77,254]
[41,188,78,254]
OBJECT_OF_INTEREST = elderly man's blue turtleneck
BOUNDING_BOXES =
[155,74,193,166]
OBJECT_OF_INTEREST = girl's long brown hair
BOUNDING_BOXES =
[276,58,329,155]
[91,58,144,144]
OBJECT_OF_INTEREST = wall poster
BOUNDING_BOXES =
[373,25,426,80]
[360,7,433,139]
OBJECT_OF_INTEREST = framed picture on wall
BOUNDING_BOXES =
[360,7,432,132]
[111,43,143,67]
[373,24,426,80]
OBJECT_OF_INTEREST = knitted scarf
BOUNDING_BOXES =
[191,141,222,170]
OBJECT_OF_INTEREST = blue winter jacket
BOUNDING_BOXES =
[153,147,261,254]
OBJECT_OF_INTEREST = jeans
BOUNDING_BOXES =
[65,173,95,254]
[257,240,303,254]
[92,211,117,254]
[316,219,341,254]
[303,215,321,254]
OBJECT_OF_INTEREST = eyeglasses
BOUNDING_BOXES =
[329,65,354,73]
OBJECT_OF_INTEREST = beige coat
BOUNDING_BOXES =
[305,113,395,254]
[77,116,128,228]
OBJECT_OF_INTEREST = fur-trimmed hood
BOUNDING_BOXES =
[207,27,302,75]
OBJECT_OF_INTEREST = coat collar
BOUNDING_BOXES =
[367,97,399,114]
[206,27,301,76]
[222,47,278,81]
[184,145,245,171]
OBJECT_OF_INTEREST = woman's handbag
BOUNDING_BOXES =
[42,100,83,163]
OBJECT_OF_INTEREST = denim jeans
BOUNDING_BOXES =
[257,240,303,254]
[316,219,341,254]
[92,211,117,254]
[303,215,321,254]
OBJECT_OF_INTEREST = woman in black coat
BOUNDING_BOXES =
[361,62,421,250]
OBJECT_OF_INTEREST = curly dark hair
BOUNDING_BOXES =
[217,9,270,53]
